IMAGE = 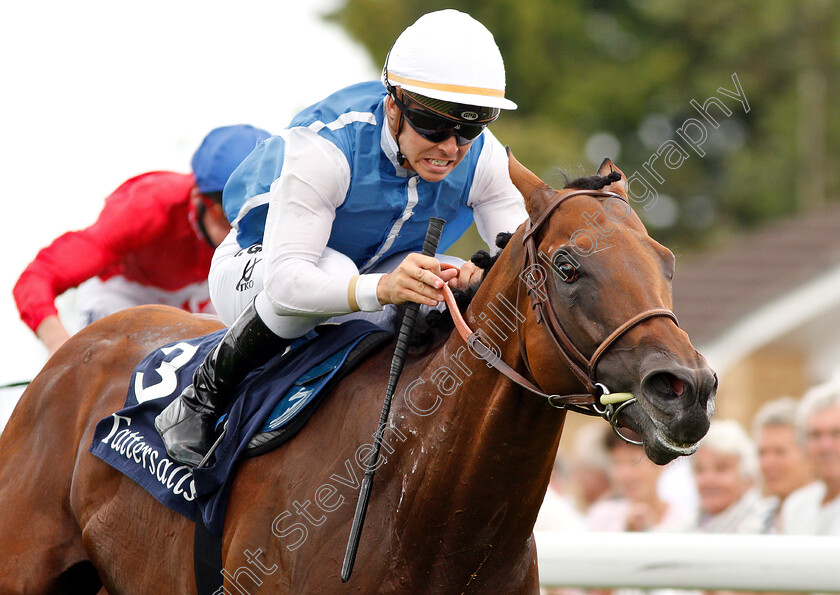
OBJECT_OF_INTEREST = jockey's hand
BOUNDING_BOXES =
[442,261,483,291]
[376,253,458,306]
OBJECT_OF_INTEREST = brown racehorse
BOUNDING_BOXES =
[0,156,716,594]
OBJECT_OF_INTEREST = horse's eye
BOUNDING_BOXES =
[554,260,579,283]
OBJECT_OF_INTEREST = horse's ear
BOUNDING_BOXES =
[507,146,553,219]
[597,158,628,197]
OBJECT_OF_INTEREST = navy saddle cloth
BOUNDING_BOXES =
[89,319,391,534]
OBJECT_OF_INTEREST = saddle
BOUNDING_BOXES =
[245,328,393,456]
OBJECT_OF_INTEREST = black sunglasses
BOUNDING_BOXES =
[391,92,487,146]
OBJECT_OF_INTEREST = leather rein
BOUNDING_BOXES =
[441,188,679,441]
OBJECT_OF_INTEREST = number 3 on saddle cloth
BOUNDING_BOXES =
[89,319,393,535]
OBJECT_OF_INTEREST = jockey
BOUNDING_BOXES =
[155,9,529,467]
[14,125,271,357]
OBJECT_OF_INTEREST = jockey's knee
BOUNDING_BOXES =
[255,291,325,339]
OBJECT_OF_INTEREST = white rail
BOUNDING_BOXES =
[535,531,840,592]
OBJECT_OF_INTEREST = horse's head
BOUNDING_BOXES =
[508,152,716,464]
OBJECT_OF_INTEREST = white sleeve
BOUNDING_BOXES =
[261,127,383,316]
[468,129,529,253]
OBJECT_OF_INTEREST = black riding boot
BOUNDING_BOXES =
[154,299,289,467]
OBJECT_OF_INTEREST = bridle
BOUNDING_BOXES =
[443,187,679,442]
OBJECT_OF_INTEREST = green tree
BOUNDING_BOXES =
[327,0,840,255]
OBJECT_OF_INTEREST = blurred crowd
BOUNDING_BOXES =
[537,373,840,594]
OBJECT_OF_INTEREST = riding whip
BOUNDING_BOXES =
[0,380,30,390]
[341,217,445,582]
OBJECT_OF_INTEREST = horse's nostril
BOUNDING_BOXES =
[645,372,686,400]
[669,376,685,397]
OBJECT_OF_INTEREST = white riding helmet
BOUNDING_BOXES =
[382,10,517,111]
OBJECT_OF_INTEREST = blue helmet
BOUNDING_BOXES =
[191,124,271,195]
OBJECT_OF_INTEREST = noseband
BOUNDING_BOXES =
[444,188,678,442]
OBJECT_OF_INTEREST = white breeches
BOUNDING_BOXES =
[76,276,214,325]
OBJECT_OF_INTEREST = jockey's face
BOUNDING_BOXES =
[190,187,232,248]
[385,94,473,183]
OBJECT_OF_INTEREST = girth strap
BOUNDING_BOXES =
[194,518,223,594]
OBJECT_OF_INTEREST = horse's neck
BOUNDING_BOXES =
[387,243,568,560]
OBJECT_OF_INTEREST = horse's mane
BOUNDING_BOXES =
[562,170,622,190]
[406,232,513,352]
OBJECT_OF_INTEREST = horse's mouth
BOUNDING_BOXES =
[637,428,698,465]
[618,401,702,465]
[650,429,699,457]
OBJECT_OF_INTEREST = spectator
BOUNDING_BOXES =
[585,430,693,595]
[13,125,271,357]
[568,422,615,515]
[780,374,840,534]
[536,451,585,533]
[688,419,770,534]
[587,430,691,532]
[752,397,813,532]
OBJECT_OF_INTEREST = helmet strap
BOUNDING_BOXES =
[395,112,407,167]
[388,86,407,167]
[191,197,216,249]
